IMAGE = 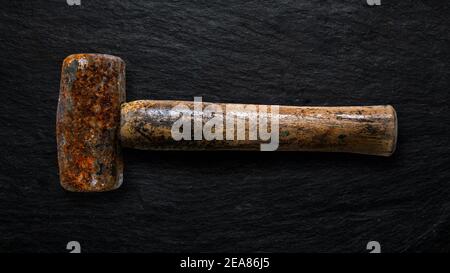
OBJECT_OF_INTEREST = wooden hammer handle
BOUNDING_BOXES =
[120,100,397,156]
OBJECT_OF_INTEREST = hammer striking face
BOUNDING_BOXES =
[57,54,125,192]
[57,54,397,192]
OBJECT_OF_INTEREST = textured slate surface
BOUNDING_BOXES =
[0,0,449,252]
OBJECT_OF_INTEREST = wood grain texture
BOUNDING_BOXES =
[0,0,449,252]
[121,100,397,155]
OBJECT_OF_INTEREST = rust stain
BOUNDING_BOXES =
[56,54,125,192]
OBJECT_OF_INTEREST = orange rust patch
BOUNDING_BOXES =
[56,54,125,192]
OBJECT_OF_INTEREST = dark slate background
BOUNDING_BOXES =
[0,0,449,253]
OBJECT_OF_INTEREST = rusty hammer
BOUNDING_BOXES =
[57,54,397,192]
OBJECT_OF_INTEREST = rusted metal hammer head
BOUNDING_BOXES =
[56,54,126,192]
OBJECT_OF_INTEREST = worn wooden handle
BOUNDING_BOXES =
[120,100,397,156]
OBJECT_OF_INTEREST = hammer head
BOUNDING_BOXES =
[57,54,125,192]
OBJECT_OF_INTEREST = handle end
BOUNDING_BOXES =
[382,105,397,157]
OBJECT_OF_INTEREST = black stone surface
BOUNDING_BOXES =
[0,0,449,252]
